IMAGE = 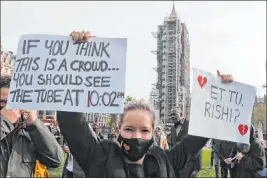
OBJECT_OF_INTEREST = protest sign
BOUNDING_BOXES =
[188,68,256,144]
[7,34,127,114]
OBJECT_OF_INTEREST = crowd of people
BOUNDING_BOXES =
[0,31,266,178]
[210,127,267,178]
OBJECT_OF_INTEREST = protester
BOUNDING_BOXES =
[108,128,117,141]
[0,76,64,177]
[62,144,86,178]
[168,108,202,177]
[168,108,188,148]
[225,125,266,177]
[213,139,236,178]
[56,30,234,177]
[62,123,101,178]
[210,149,214,167]
[211,139,220,177]
[154,126,169,150]
[92,123,104,141]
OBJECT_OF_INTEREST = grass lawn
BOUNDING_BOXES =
[49,150,215,177]
[198,149,215,178]
[48,153,66,178]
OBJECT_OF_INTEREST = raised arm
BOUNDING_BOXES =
[26,119,64,168]
[57,111,104,171]
[166,135,208,171]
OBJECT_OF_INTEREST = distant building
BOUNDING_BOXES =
[152,3,191,130]
[149,87,160,126]
[1,49,16,77]
[87,113,111,128]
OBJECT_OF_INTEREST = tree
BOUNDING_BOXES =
[125,96,135,104]
[106,114,118,132]
[252,104,266,133]
[106,118,117,131]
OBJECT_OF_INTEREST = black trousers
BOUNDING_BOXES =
[220,161,235,178]
[210,150,214,167]
[62,169,73,178]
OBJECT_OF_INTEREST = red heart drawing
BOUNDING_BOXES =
[197,76,207,88]
[238,125,248,136]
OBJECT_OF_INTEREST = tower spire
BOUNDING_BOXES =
[169,1,177,18]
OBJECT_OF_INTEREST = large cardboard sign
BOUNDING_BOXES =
[188,68,256,144]
[7,34,127,114]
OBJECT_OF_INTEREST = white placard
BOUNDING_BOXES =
[188,68,256,144]
[7,34,127,114]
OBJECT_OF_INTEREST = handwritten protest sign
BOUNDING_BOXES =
[188,68,256,144]
[7,34,127,114]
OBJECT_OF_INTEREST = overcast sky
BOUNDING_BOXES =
[1,1,266,100]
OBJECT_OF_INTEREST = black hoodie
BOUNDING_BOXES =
[230,125,266,177]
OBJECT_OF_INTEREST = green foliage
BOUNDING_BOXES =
[125,96,135,104]
[106,119,116,129]
[252,104,266,133]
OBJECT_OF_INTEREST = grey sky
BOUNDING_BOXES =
[1,1,266,100]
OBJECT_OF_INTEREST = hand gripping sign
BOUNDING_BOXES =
[188,68,256,144]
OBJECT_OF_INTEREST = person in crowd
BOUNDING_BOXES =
[210,140,214,168]
[154,126,169,150]
[108,128,117,141]
[62,142,86,178]
[168,107,202,177]
[62,123,100,178]
[56,30,234,177]
[225,125,266,177]
[0,76,64,177]
[169,108,189,148]
[211,139,220,177]
[213,139,236,178]
[92,123,104,141]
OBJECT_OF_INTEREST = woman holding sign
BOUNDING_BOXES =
[57,31,234,177]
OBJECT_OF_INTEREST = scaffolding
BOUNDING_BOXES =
[152,3,191,130]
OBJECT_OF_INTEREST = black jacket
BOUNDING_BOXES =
[179,150,202,177]
[0,115,64,177]
[169,119,202,177]
[213,139,235,160]
[57,111,208,177]
[170,120,189,147]
[230,127,266,177]
[62,137,86,178]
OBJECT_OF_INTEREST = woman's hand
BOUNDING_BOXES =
[217,70,233,83]
[70,31,92,41]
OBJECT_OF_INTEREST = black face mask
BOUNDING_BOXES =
[0,106,4,111]
[117,135,154,162]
